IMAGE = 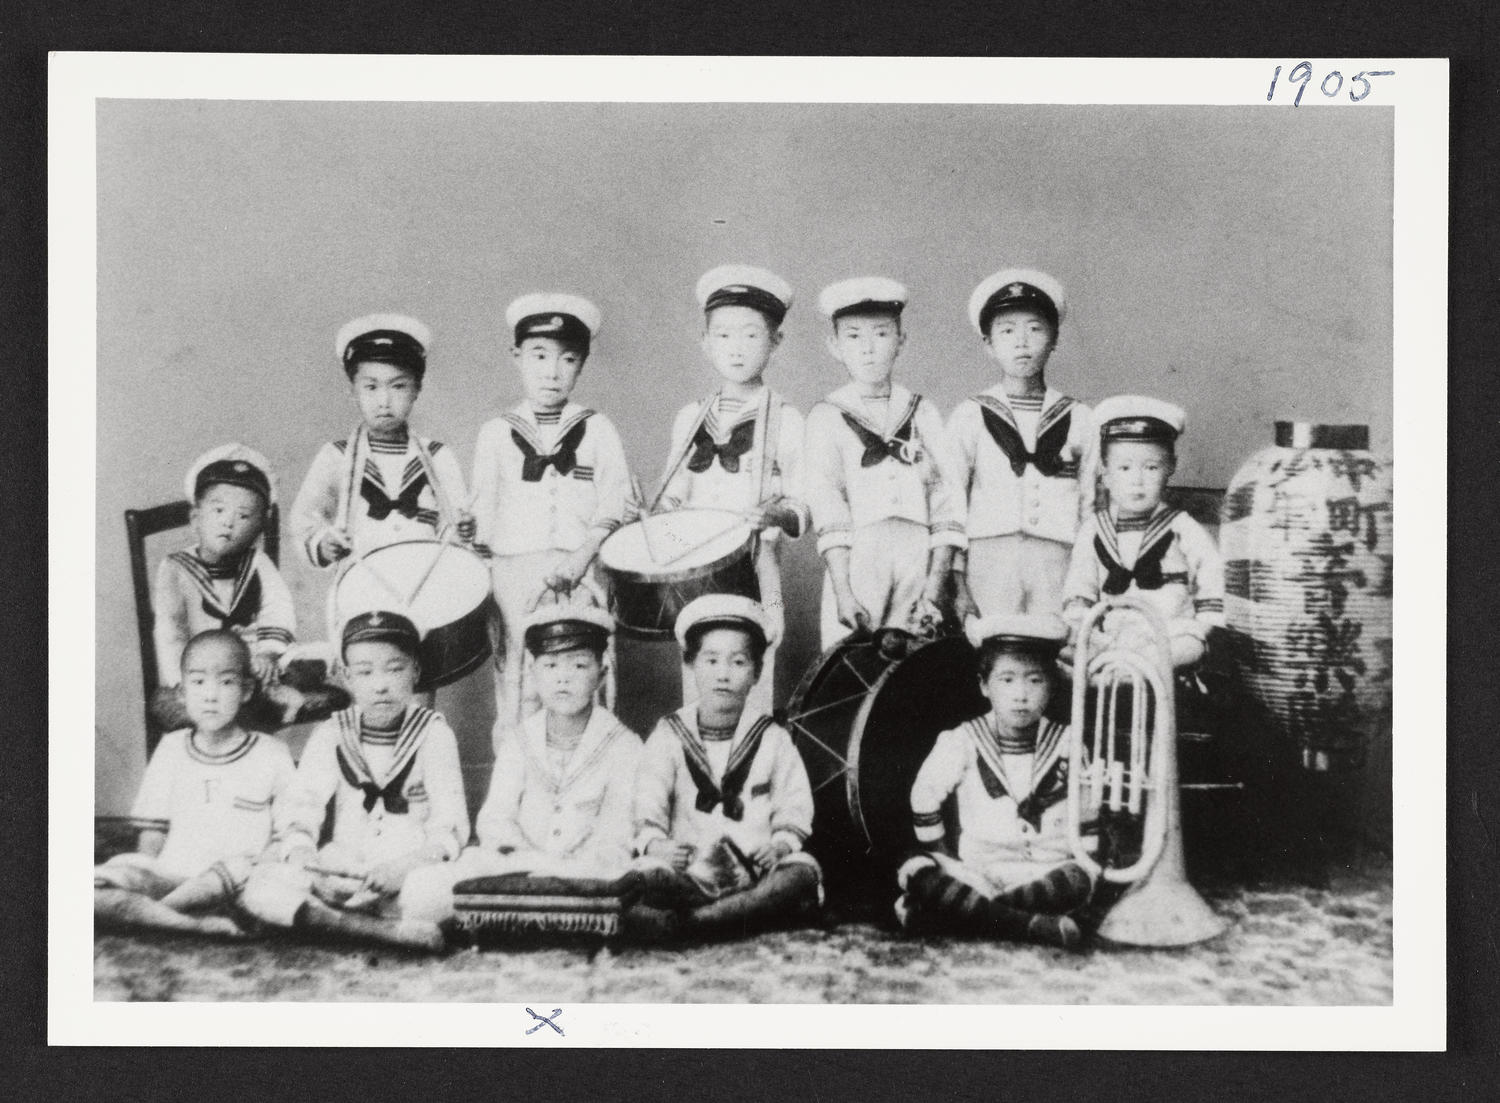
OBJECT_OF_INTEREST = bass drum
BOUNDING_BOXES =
[783,631,989,898]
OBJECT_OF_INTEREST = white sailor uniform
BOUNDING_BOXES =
[804,382,965,646]
[909,714,1083,891]
[470,401,632,729]
[948,385,1095,616]
[1062,504,1226,668]
[632,704,818,878]
[400,706,641,921]
[290,427,469,568]
[272,705,469,915]
[658,388,808,712]
[95,728,295,896]
[151,545,296,686]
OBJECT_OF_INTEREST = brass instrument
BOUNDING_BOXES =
[1067,595,1228,946]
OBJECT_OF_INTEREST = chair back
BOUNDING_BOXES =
[124,500,280,753]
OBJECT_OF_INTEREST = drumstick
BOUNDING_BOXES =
[644,396,713,517]
[347,554,408,607]
[405,539,452,609]
[650,518,749,570]
[629,474,665,565]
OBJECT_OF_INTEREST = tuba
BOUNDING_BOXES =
[1067,595,1228,946]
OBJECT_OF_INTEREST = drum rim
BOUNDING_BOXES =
[787,634,981,853]
[599,509,756,585]
[784,637,890,852]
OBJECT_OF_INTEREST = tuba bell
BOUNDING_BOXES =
[1067,595,1228,947]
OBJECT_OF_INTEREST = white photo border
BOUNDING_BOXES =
[52,53,1448,1049]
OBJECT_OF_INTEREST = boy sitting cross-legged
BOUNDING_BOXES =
[96,629,295,939]
[895,614,1098,949]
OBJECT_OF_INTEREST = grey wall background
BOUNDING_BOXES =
[95,101,1393,815]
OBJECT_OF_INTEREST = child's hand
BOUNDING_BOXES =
[251,652,279,689]
[751,500,799,537]
[763,604,785,648]
[834,591,872,635]
[454,511,477,543]
[363,855,421,895]
[751,840,792,873]
[318,527,352,564]
[554,547,595,588]
[647,839,696,871]
[283,845,317,869]
[951,575,980,625]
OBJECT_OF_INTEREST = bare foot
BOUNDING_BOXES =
[197,915,249,939]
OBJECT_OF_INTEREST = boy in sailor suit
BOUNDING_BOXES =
[627,595,821,938]
[242,612,466,952]
[290,313,473,586]
[947,269,1095,620]
[152,446,346,730]
[400,602,641,924]
[96,631,295,938]
[655,266,809,714]
[804,277,965,647]
[895,615,1096,949]
[469,295,632,734]
[1062,396,1225,670]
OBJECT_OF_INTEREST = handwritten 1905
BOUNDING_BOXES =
[1267,63,1395,106]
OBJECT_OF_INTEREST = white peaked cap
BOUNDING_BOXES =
[674,593,770,650]
[335,313,432,360]
[505,293,603,338]
[183,442,278,507]
[695,264,794,313]
[818,276,909,319]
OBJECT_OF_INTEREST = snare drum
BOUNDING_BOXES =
[598,508,759,639]
[331,540,492,688]
[783,631,989,896]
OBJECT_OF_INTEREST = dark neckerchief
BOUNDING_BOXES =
[839,410,918,467]
[976,397,1074,478]
[512,416,589,481]
[686,417,756,474]
[665,712,774,821]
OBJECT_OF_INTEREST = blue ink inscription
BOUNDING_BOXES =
[525,1007,565,1036]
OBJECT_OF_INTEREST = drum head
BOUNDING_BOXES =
[599,508,753,580]
[785,634,988,885]
[334,541,489,636]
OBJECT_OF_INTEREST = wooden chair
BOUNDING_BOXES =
[124,500,282,755]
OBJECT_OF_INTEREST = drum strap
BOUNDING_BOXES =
[335,424,369,535]
[666,713,774,821]
[757,389,782,506]
[409,431,456,535]
[337,423,454,535]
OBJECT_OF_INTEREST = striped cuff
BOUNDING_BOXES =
[306,529,332,568]
[255,629,292,658]
[911,809,945,844]
[928,524,967,551]
[815,526,854,555]
[276,828,318,855]
[127,817,171,833]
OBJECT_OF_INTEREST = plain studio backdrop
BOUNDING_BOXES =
[94,101,1393,816]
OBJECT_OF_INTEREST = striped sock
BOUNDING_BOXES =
[905,865,989,925]
[996,863,1094,914]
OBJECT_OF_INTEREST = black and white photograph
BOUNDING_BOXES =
[53,54,1446,1046]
